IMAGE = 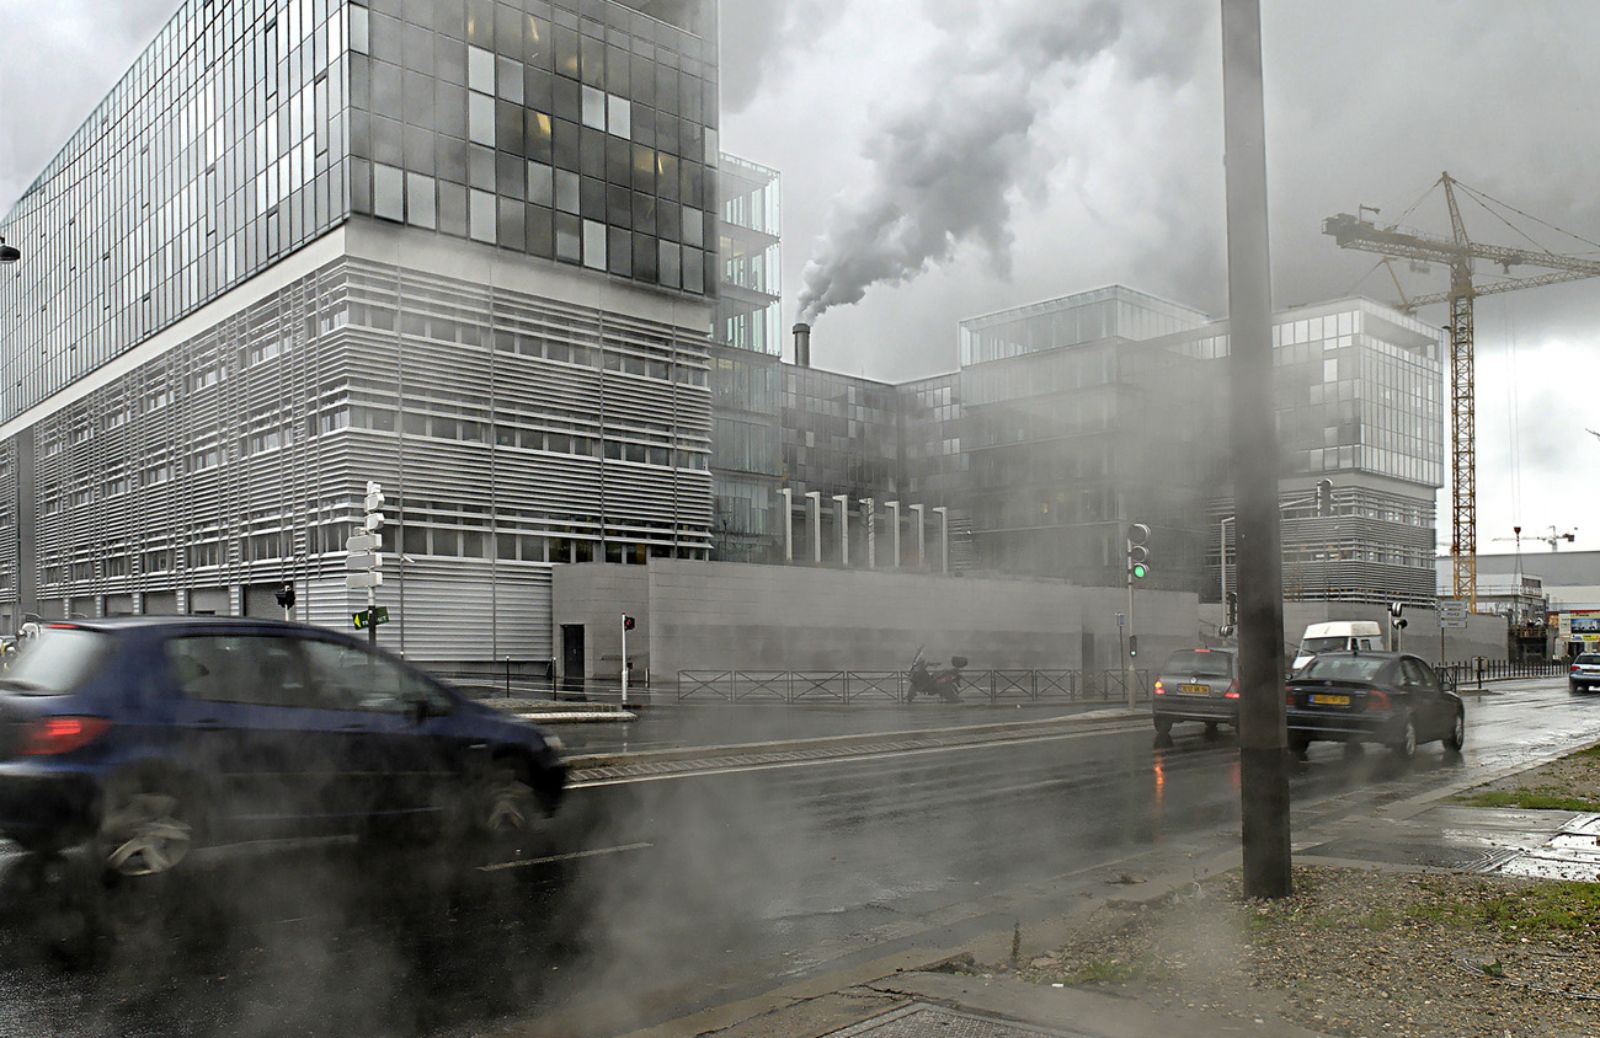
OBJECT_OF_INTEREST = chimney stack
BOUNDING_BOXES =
[793,322,812,368]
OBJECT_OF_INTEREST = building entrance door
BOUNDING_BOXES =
[560,624,585,698]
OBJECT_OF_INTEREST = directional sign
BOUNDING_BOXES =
[363,513,386,532]
[1438,599,1468,628]
[353,607,391,629]
[345,553,384,571]
[346,533,383,553]
[345,571,384,590]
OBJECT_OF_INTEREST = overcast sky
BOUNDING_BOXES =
[3,1,1599,557]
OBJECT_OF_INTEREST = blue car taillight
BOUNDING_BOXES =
[19,716,111,756]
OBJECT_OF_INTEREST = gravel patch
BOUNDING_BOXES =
[1005,866,1600,1037]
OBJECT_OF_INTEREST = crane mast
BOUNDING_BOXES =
[1442,174,1476,614]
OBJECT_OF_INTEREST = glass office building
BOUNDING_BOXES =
[708,153,781,562]
[0,0,718,664]
[945,289,1444,604]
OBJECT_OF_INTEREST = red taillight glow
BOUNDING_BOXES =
[1285,686,1295,706]
[1366,690,1392,712]
[1225,680,1240,700]
[19,716,111,756]
[1153,680,1166,695]
[1573,664,1581,673]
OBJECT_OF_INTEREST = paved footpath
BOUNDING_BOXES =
[587,681,1600,1038]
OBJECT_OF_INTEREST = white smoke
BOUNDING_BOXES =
[795,0,1206,325]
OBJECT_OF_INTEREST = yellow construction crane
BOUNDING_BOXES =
[1323,173,1600,612]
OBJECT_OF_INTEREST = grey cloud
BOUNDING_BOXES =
[796,0,1128,324]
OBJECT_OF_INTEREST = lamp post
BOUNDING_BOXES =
[0,238,19,264]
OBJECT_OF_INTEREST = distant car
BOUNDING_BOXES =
[1152,647,1238,739]
[1285,650,1464,760]
[1569,653,1600,693]
[0,618,567,877]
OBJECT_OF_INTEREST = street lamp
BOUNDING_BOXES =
[0,238,19,264]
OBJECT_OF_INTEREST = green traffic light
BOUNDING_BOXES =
[1132,563,1148,579]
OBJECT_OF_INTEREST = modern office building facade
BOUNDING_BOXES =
[0,0,720,664]
[951,289,1445,604]
[708,153,781,562]
[769,287,1444,605]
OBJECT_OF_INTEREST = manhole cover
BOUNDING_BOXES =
[826,1003,1090,1037]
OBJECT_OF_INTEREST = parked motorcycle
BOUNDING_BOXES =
[907,647,968,703]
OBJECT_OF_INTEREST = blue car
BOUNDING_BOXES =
[0,618,566,876]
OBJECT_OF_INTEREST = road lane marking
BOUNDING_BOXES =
[569,723,1151,788]
[476,841,653,872]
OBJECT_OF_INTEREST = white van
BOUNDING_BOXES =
[1292,621,1383,672]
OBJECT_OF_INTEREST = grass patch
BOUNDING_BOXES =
[1061,957,1141,985]
[1407,882,1600,937]
[1455,789,1600,812]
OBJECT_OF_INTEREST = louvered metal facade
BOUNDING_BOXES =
[2,243,713,665]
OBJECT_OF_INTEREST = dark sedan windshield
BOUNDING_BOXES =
[2,627,111,694]
[1298,656,1387,683]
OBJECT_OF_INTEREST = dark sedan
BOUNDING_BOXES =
[1285,651,1464,761]
[0,618,566,877]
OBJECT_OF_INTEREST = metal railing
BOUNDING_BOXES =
[676,669,1153,705]
[1436,658,1567,692]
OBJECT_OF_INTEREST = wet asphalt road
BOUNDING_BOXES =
[0,679,1596,1038]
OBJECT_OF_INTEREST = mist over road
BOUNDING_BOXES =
[0,679,1594,1038]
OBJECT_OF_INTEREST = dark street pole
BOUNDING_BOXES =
[1222,0,1292,898]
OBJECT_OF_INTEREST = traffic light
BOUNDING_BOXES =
[1316,479,1334,517]
[1226,590,1239,626]
[1128,634,1139,657]
[274,583,295,611]
[1127,522,1151,580]
[622,615,636,632]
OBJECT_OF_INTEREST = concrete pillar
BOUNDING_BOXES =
[780,487,793,563]
[886,501,901,568]
[860,498,876,569]
[932,506,950,574]
[833,495,849,566]
[910,504,927,568]
[805,491,822,564]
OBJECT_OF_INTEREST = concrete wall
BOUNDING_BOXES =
[1199,601,1510,663]
[552,564,651,682]
[549,560,1197,681]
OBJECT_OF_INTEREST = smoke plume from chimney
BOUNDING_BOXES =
[794,0,1129,325]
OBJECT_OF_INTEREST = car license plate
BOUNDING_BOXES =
[1309,693,1351,706]
[1180,683,1210,696]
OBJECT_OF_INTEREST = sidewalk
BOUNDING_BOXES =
[608,734,1600,1038]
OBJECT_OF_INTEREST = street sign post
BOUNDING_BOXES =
[353,606,391,629]
[346,481,386,644]
[1438,599,1469,627]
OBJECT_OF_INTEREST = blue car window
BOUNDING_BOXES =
[166,635,316,708]
[300,639,446,713]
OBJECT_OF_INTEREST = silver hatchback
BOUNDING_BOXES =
[1153,647,1238,739]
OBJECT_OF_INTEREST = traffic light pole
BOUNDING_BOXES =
[1125,554,1136,710]
[620,613,629,707]
[368,589,378,648]
[1223,0,1292,899]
